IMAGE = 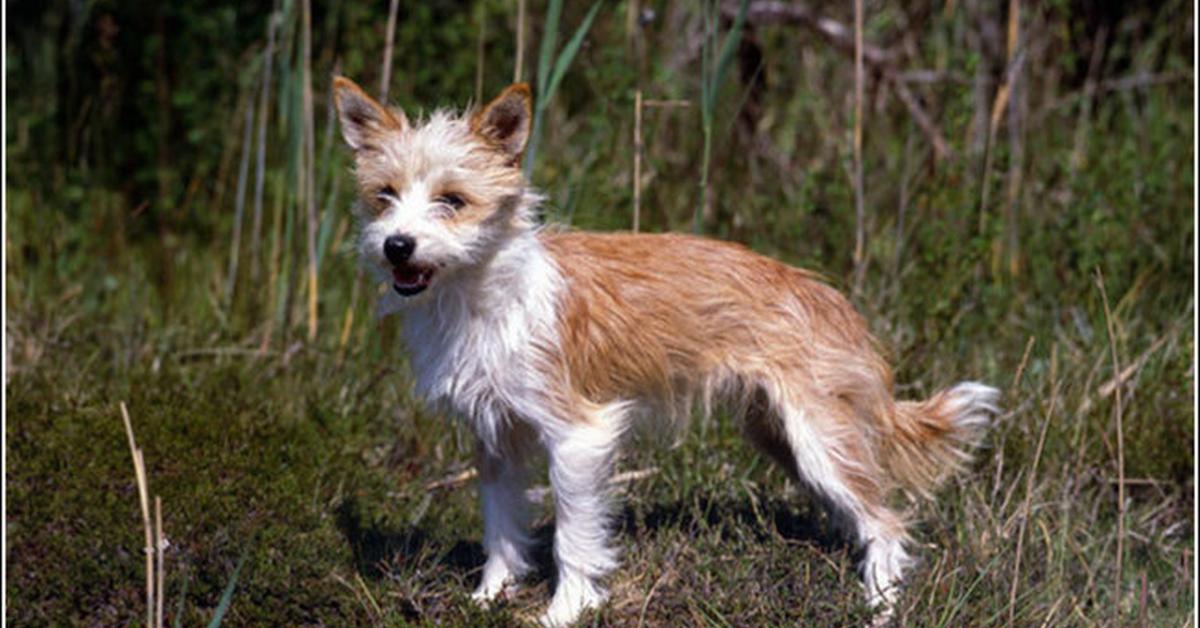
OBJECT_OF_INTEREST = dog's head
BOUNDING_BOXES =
[333,76,538,299]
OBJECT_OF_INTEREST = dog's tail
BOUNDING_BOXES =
[882,382,1000,496]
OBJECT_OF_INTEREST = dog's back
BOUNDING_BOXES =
[543,230,889,423]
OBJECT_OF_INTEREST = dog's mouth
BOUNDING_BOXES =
[391,263,436,296]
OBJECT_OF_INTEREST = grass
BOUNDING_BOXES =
[5,1,1195,626]
[5,218,1193,625]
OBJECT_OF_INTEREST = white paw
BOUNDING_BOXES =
[470,587,500,607]
[868,611,895,628]
[471,578,518,607]
[538,576,608,627]
[472,554,528,607]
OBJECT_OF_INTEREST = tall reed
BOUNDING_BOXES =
[522,0,603,179]
[696,0,747,233]
[302,0,318,341]
[249,8,280,288]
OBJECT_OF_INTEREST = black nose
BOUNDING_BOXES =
[383,235,416,265]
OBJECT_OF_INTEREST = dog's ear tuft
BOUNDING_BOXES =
[333,76,406,151]
[472,83,533,159]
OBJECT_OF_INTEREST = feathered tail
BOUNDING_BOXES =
[883,382,1000,496]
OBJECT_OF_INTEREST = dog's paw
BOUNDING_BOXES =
[867,605,896,628]
[538,577,607,627]
[472,556,528,607]
[470,580,518,607]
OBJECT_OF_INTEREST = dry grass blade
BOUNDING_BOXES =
[1007,348,1058,625]
[249,12,279,287]
[380,0,400,102]
[637,567,672,627]
[155,496,166,628]
[1078,307,1188,414]
[120,401,155,628]
[1001,0,1025,277]
[474,3,487,104]
[643,99,692,107]
[424,466,659,494]
[978,46,1027,234]
[514,0,526,83]
[355,573,384,620]
[336,277,358,361]
[1095,268,1126,623]
[610,467,659,484]
[1012,335,1036,390]
[851,0,865,294]
[302,0,318,342]
[633,89,643,233]
[425,468,479,490]
[225,101,254,307]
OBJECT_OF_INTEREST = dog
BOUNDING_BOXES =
[332,75,999,626]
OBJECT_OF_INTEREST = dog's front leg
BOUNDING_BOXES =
[539,416,625,627]
[472,436,534,604]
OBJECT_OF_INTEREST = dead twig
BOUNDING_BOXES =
[889,78,951,160]
[643,99,692,108]
[176,347,277,361]
[425,467,661,495]
[425,468,479,491]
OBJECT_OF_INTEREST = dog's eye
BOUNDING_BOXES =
[376,186,399,203]
[434,193,466,210]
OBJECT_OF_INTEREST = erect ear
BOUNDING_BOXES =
[471,83,532,158]
[332,76,406,151]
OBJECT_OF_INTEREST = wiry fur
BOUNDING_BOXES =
[333,76,1001,627]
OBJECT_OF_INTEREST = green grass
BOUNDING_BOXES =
[5,222,1193,625]
[5,1,1195,626]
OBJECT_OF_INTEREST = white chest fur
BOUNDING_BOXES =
[396,232,564,451]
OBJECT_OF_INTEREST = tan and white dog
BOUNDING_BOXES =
[333,76,999,626]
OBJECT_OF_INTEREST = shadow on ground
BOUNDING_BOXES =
[336,488,857,585]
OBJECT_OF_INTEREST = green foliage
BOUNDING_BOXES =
[523,0,604,178]
[207,553,247,628]
[696,0,749,232]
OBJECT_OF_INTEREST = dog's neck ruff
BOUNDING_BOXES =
[395,229,563,451]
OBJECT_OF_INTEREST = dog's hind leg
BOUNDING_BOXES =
[472,426,537,603]
[770,396,910,624]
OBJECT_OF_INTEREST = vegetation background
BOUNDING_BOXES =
[5,0,1195,625]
